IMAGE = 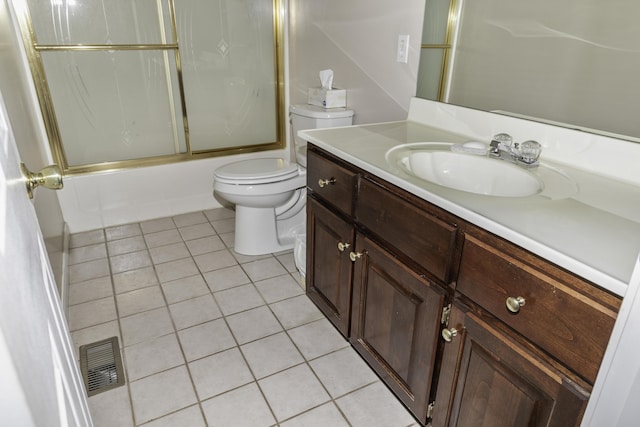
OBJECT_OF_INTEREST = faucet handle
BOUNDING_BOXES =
[519,140,542,164]
[491,133,513,146]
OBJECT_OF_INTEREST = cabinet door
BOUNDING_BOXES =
[350,233,447,423]
[432,302,589,427]
[306,196,355,337]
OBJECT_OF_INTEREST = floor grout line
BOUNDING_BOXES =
[68,208,418,427]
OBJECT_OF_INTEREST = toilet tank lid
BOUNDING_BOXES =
[290,104,354,119]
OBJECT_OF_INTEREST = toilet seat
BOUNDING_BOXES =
[215,158,300,185]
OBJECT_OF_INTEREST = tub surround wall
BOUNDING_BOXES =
[289,0,425,124]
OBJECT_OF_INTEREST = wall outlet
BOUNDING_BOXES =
[397,34,410,63]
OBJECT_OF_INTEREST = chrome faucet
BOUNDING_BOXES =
[489,133,542,167]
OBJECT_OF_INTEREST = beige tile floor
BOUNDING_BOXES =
[67,208,418,427]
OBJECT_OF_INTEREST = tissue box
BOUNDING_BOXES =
[307,87,346,108]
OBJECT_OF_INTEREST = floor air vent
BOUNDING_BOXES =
[79,337,125,396]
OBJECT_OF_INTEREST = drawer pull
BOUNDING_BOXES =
[506,296,526,313]
[442,328,458,342]
[318,178,336,188]
[337,241,351,252]
[350,251,365,262]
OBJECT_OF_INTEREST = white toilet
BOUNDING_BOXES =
[213,104,354,255]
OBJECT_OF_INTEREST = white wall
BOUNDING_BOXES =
[289,0,426,124]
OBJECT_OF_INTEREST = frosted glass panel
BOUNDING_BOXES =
[27,0,173,45]
[175,0,277,151]
[417,49,444,100]
[41,50,186,166]
[422,0,451,44]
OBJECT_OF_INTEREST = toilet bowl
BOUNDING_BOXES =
[213,104,354,256]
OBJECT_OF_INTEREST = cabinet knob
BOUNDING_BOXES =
[349,251,365,262]
[442,328,458,342]
[506,296,526,313]
[318,178,336,188]
[337,241,351,252]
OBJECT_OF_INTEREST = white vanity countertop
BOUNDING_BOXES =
[300,118,640,297]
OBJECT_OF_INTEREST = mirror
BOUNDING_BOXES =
[417,0,640,143]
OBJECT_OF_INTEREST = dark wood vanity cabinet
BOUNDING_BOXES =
[431,301,590,427]
[305,148,359,337]
[306,146,457,423]
[306,197,354,337]
[350,232,448,420]
[305,144,621,427]
[430,227,621,426]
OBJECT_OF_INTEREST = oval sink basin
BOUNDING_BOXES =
[388,145,542,197]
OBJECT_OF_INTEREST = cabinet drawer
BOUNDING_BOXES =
[457,232,620,383]
[307,148,357,216]
[356,177,458,283]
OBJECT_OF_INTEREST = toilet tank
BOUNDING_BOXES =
[290,104,354,166]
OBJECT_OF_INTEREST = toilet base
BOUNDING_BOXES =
[234,206,295,255]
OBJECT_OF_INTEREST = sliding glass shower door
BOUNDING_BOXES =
[14,0,284,173]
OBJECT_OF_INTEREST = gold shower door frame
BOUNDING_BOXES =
[12,0,286,175]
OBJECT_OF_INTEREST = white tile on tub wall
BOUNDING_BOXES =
[57,178,103,233]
